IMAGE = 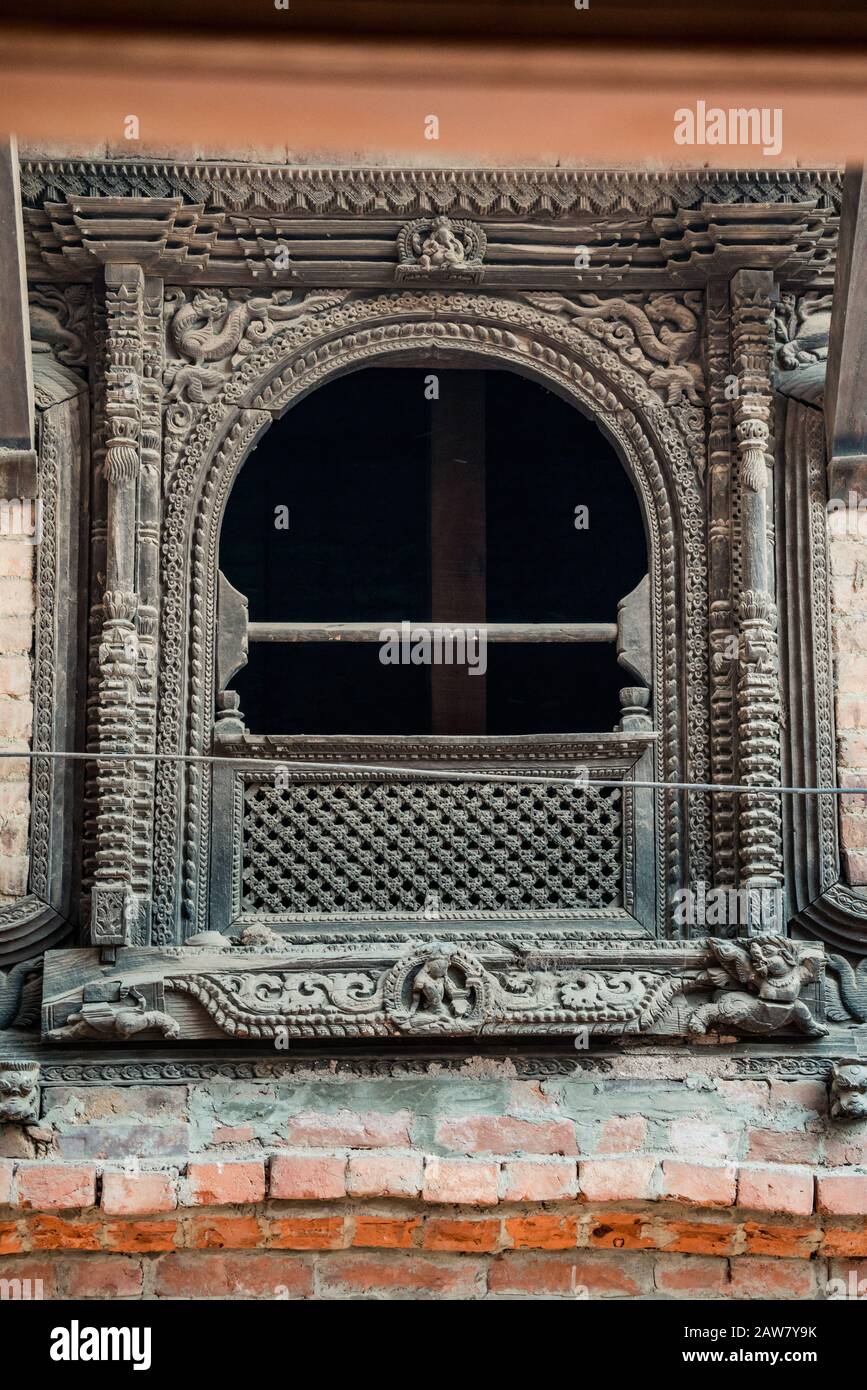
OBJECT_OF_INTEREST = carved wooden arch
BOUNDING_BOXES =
[154,291,710,943]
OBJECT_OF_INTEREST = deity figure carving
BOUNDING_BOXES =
[687,938,827,1038]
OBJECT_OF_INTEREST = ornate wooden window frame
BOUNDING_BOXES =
[0,160,855,1047]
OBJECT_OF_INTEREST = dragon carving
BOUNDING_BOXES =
[164,289,350,404]
[526,291,704,406]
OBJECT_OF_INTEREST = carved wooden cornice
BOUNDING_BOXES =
[27,196,224,275]
[18,163,842,289]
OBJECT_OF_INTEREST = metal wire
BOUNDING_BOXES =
[2,747,864,795]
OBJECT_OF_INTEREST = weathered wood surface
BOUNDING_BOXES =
[247,621,619,643]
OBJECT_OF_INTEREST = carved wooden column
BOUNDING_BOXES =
[130,276,164,936]
[706,280,737,885]
[90,264,145,950]
[730,268,784,903]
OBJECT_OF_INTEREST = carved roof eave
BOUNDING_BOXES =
[19,162,843,291]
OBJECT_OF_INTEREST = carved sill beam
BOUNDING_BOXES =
[40,938,826,1044]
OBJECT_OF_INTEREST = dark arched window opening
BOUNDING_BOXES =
[220,367,647,736]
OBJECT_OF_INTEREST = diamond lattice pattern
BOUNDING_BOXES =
[240,776,623,916]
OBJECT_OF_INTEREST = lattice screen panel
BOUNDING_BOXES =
[239,775,623,917]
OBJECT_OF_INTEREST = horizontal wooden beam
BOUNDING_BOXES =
[248,621,618,643]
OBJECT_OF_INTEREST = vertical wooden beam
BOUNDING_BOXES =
[706,281,737,885]
[129,275,164,936]
[826,164,867,493]
[91,263,144,951]
[731,268,784,899]
[430,372,486,734]
[0,136,36,496]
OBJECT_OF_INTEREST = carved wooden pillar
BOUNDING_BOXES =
[90,263,145,950]
[730,268,784,900]
[130,276,164,935]
[706,280,737,885]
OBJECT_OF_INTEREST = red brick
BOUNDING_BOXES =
[0,656,31,697]
[15,1163,96,1211]
[435,1115,577,1156]
[578,1156,657,1202]
[597,1116,648,1153]
[661,1160,736,1208]
[842,815,867,850]
[490,1251,649,1297]
[0,1159,14,1205]
[351,1215,420,1249]
[423,1218,499,1252]
[285,1109,411,1149]
[212,1125,255,1146]
[746,1128,822,1164]
[45,1085,188,1122]
[270,1155,346,1200]
[738,1164,814,1216]
[0,1257,56,1298]
[185,1161,265,1206]
[504,1215,578,1250]
[103,1219,178,1253]
[266,1216,344,1250]
[729,1257,817,1299]
[154,1251,313,1299]
[659,1219,737,1256]
[0,1221,22,1254]
[716,1079,770,1110]
[743,1220,820,1258]
[0,545,33,581]
[65,1257,144,1299]
[102,1170,177,1216]
[817,1171,867,1216]
[768,1079,828,1113]
[654,1254,729,1294]
[667,1119,739,1160]
[346,1152,422,1198]
[587,1212,655,1251]
[844,850,867,884]
[185,1214,263,1249]
[422,1158,499,1207]
[56,1122,192,1160]
[319,1252,483,1298]
[820,1225,867,1257]
[824,1128,867,1167]
[825,1257,867,1296]
[501,1159,578,1202]
[27,1214,102,1250]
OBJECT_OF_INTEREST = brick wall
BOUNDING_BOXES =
[0,535,32,901]
[1,1062,864,1299]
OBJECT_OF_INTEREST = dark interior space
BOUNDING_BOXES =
[220,366,647,735]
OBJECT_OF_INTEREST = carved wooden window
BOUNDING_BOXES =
[20,165,846,1048]
[209,366,657,933]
